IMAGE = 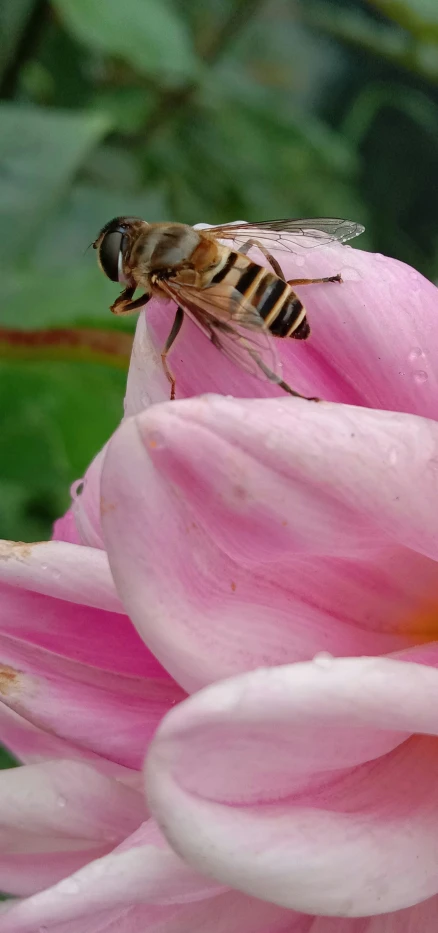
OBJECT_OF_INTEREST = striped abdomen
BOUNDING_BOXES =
[211,250,310,339]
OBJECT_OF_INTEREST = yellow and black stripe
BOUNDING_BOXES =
[211,252,309,339]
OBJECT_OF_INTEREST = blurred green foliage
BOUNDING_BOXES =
[0,0,437,541]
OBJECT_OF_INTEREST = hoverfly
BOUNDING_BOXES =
[93,217,364,399]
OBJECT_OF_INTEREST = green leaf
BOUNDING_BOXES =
[367,0,438,41]
[0,747,18,770]
[297,1,438,81]
[0,0,36,83]
[0,360,126,541]
[0,104,110,263]
[52,0,199,82]
[0,182,168,330]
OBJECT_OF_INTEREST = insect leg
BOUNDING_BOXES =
[238,239,286,280]
[110,290,151,315]
[122,293,151,312]
[161,306,184,401]
[110,286,135,314]
[287,274,342,286]
[253,355,319,402]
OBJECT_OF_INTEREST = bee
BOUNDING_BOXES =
[93,217,364,400]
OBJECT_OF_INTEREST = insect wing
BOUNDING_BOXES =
[158,279,286,386]
[207,218,365,255]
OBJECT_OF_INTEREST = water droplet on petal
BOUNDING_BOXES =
[409,271,421,292]
[408,347,424,362]
[294,254,305,267]
[57,796,67,808]
[71,480,84,500]
[341,267,361,282]
[413,370,428,384]
[40,563,48,571]
[389,448,398,466]
[313,651,334,670]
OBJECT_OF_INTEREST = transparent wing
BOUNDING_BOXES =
[160,277,270,330]
[158,279,285,386]
[207,218,365,254]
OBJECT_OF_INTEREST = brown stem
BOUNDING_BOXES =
[0,327,133,369]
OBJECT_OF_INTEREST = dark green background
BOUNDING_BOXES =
[1,0,437,543]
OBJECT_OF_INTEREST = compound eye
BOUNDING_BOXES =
[99,230,123,282]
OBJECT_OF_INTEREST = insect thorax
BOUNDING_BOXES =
[137,224,201,272]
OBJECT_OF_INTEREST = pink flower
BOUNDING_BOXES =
[1,234,438,931]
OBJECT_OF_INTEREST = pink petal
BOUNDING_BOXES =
[0,892,305,933]
[2,898,438,933]
[71,447,107,548]
[0,624,185,768]
[0,540,120,611]
[0,540,170,679]
[0,759,144,895]
[134,396,438,558]
[101,397,438,692]
[0,704,137,774]
[124,313,170,417]
[127,239,438,417]
[0,819,227,931]
[52,509,81,544]
[146,657,438,916]
[311,898,438,932]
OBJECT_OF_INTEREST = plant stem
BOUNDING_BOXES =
[0,327,133,369]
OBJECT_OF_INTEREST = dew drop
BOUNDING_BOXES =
[408,347,424,362]
[140,392,150,409]
[294,254,305,267]
[57,796,67,808]
[313,651,334,670]
[409,271,421,292]
[71,479,84,500]
[389,448,398,466]
[52,569,61,580]
[341,267,361,282]
[40,563,48,571]
[413,370,428,384]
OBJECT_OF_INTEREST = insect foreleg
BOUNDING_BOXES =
[238,239,286,281]
[110,286,135,314]
[161,305,184,400]
[111,290,151,315]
